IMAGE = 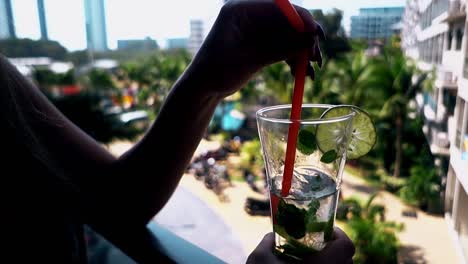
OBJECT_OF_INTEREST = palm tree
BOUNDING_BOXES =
[327,41,427,178]
[325,51,388,114]
[373,47,427,178]
[120,50,191,110]
[261,62,294,104]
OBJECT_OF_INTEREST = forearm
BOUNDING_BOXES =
[115,62,223,221]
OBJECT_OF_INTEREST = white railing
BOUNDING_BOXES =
[437,68,458,88]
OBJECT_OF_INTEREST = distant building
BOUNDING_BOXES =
[84,0,108,51]
[0,0,15,39]
[117,37,159,51]
[167,38,189,50]
[189,20,204,56]
[351,7,404,40]
[37,0,48,40]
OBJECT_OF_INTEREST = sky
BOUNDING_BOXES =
[11,0,406,51]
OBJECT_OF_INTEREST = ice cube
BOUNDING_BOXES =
[316,196,333,222]
[300,232,326,251]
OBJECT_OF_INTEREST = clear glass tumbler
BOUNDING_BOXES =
[256,104,355,261]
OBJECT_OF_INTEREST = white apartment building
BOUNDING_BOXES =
[402,0,468,262]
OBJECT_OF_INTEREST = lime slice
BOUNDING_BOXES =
[316,105,376,159]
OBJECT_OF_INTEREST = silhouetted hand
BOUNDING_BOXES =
[246,228,355,264]
[192,0,324,98]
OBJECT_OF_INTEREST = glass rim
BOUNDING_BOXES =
[256,104,356,124]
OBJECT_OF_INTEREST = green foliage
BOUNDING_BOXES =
[119,50,191,111]
[276,199,307,239]
[399,161,441,210]
[297,129,317,155]
[348,218,399,264]
[0,38,68,60]
[33,69,75,87]
[274,196,334,260]
[262,62,293,104]
[320,150,338,163]
[336,197,362,220]
[338,194,402,264]
[86,69,115,90]
[240,139,264,169]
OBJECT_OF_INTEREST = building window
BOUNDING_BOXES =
[439,34,444,64]
[456,28,463,50]
[444,89,457,116]
[448,30,453,50]
[464,106,468,160]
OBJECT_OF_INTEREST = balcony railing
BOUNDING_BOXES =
[86,222,224,264]
[437,68,458,88]
[424,122,451,156]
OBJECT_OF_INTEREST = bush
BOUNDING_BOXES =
[336,198,362,220]
[399,164,441,211]
[340,194,402,264]
[348,218,400,264]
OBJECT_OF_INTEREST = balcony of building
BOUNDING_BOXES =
[449,96,468,185]
[445,169,468,263]
[415,91,452,155]
[450,145,468,187]
[421,0,450,29]
[436,67,459,88]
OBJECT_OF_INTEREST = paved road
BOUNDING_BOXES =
[154,186,247,264]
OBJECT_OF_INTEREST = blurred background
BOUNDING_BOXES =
[1,0,468,263]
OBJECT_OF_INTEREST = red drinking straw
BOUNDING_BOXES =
[274,0,308,197]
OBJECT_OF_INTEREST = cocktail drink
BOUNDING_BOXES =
[257,104,375,261]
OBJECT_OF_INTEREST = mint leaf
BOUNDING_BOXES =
[307,198,320,216]
[306,221,327,232]
[320,150,338,163]
[324,217,335,241]
[276,199,306,239]
[305,198,325,232]
[297,129,317,155]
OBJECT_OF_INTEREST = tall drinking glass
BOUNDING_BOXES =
[256,104,355,261]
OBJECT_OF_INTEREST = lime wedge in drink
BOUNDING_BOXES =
[316,105,376,159]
